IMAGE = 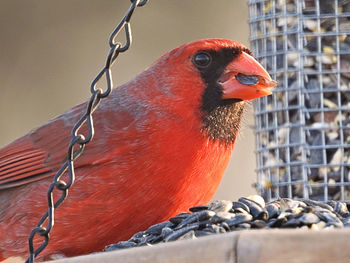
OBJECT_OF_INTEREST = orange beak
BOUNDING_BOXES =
[219,52,277,101]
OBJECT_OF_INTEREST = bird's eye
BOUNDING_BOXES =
[193,52,212,68]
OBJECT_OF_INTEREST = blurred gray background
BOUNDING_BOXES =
[0,0,256,200]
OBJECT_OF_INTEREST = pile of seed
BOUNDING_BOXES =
[104,195,350,251]
[252,0,350,201]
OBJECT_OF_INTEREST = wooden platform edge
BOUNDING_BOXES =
[50,228,350,263]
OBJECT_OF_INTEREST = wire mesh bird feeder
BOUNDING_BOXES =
[250,0,350,202]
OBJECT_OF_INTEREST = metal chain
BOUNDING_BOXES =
[26,1,148,262]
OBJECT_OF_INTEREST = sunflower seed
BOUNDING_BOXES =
[104,195,350,252]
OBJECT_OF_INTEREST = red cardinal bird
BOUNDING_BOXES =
[0,39,276,261]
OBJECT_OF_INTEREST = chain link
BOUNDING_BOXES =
[26,1,148,262]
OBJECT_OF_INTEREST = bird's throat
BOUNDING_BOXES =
[201,100,246,144]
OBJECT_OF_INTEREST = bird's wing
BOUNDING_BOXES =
[0,136,55,189]
[0,132,60,190]
[0,104,81,190]
[0,99,137,191]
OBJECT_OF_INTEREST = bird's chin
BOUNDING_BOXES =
[201,99,246,144]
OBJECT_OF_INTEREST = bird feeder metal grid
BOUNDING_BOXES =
[249,0,350,202]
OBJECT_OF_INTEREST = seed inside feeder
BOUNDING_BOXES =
[251,0,350,202]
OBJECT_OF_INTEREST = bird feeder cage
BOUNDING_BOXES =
[250,0,350,202]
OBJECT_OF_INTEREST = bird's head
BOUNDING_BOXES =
[138,39,277,144]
